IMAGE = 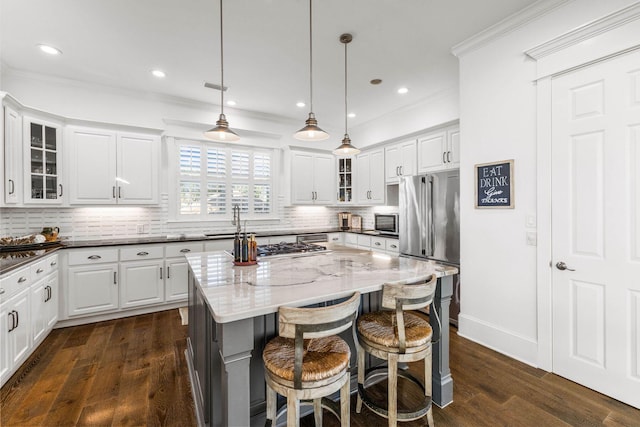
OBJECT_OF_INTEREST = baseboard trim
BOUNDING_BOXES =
[458,314,539,368]
[55,301,187,328]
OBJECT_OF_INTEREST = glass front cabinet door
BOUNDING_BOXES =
[337,157,353,204]
[23,117,63,204]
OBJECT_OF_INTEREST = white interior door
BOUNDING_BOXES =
[551,49,640,408]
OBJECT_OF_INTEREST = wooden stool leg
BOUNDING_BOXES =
[388,353,398,427]
[356,344,365,413]
[425,345,433,427]
[313,398,322,426]
[340,377,350,427]
[287,390,300,427]
[266,384,277,425]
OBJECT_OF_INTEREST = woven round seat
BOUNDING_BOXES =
[358,311,432,350]
[263,335,350,385]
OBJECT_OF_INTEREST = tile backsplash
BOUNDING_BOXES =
[0,195,394,240]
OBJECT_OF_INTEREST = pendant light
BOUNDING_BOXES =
[294,0,329,141]
[333,33,360,156]
[204,0,240,142]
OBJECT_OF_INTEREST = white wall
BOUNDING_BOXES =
[456,0,637,365]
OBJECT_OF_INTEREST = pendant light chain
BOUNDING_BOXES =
[344,37,348,136]
[219,0,225,116]
[309,0,313,113]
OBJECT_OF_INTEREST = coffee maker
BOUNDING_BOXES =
[338,212,352,230]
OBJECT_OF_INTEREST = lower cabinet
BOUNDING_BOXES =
[67,263,119,316]
[31,271,58,344]
[119,245,164,309]
[165,242,203,302]
[2,288,30,374]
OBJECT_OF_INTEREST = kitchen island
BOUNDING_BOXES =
[185,245,457,426]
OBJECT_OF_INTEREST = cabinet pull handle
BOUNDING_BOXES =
[390,244,397,249]
[167,266,171,278]
[58,184,63,197]
[113,186,116,198]
[48,285,52,302]
[118,187,122,198]
[18,277,27,283]
[375,242,381,246]
[137,251,149,256]
[14,310,19,329]
[114,272,117,284]
[396,166,399,176]
[160,266,163,279]
[36,268,44,274]
[0,288,4,295]
[447,151,451,163]
[332,237,339,241]
[179,249,191,253]
[8,179,14,195]
[51,260,57,266]
[44,285,49,302]
[88,255,102,260]
[443,151,446,163]
[8,312,15,333]
[400,166,403,175]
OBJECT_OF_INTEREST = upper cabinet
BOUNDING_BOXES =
[417,125,459,173]
[290,151,336,205]
[67,126,159,205]
[355,148,385,205]
[3,104,22,205]
[336,157,354,204]
[23,116,63,204]
[385,139,417,184]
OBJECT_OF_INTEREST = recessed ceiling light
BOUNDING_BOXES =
[397,87,409,94]
[296,102,306,108]
[151,69,166,78]
[37,44,62,55]
[348,113,356,118]
[226,100,236,106]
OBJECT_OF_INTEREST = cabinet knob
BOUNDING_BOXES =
[390,244,397,249]
[36,268,44,274]
[18,277,27,283]
[179,249,191,253]
[374,242,381,246]
[50,261,57,266]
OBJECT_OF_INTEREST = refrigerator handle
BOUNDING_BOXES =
[428,176,435,256]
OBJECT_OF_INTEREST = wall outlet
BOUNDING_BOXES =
[136,224,144,234]
[526,231,537,246]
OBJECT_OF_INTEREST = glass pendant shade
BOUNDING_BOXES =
[333,134,360,155]
[204,113,240,142]
[294,113,330,141]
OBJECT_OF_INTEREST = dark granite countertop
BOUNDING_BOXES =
[0,228,398,276]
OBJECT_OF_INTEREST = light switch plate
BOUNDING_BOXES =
[526,231,537,246]
[526,214,536,228]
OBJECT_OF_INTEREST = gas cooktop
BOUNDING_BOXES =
[257,242,327,258]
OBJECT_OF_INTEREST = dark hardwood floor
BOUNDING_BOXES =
[2,309,639,426]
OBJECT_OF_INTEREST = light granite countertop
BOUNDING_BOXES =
[186,244,457,323]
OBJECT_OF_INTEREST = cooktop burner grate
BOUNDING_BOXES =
[257,242,327,257]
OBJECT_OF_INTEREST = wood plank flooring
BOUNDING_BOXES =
[2,309,639,426]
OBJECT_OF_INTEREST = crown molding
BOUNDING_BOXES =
[451,0,571,58]
[525,2,640,59]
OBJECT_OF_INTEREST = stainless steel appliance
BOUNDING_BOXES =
[399,170,461,325]
[374,213,399,236]
[337,212,352,230]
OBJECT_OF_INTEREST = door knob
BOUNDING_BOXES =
[555,261,575,271]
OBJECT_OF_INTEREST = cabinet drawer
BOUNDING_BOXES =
[371,237,386,251]
[344,233,358,245]
[385,239,399,253]
[0,266,31,299]
[30,254,58,279]
[67,248,119,265]
[356,235,372,248]
[165,242,204,258]
[120,245,164,261]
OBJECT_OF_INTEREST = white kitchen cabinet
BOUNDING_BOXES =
[336,157,354,204]
[67,126,159,205]
[165,242,203,302]
[417,126,460,173]
[355,148,385,205]
[291,151,336,205]
[385,139,417,184]
[23,116,63,204]
[356,234,372,249]
[119,245,164,309]
[30,254,59,345]
[66,248,119,317]
[3,104,22,205]
[327,233,343,245]
[344,233,358,248]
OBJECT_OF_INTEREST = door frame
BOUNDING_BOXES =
[527,3,640,371]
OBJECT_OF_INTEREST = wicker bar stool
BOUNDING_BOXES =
[356,274,438,427]
[263,292,361,427]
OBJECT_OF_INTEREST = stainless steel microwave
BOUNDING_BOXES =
[374,213,399,235]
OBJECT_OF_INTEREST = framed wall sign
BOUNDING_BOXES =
[475,159,514,208]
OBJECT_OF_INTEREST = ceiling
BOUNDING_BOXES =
[0,0,538,131]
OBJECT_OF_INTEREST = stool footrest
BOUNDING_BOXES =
[358,371,432,422]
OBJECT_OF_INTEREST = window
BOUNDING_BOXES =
[176,141,274,219]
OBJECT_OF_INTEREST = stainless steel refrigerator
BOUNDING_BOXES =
[399,170,460,324]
